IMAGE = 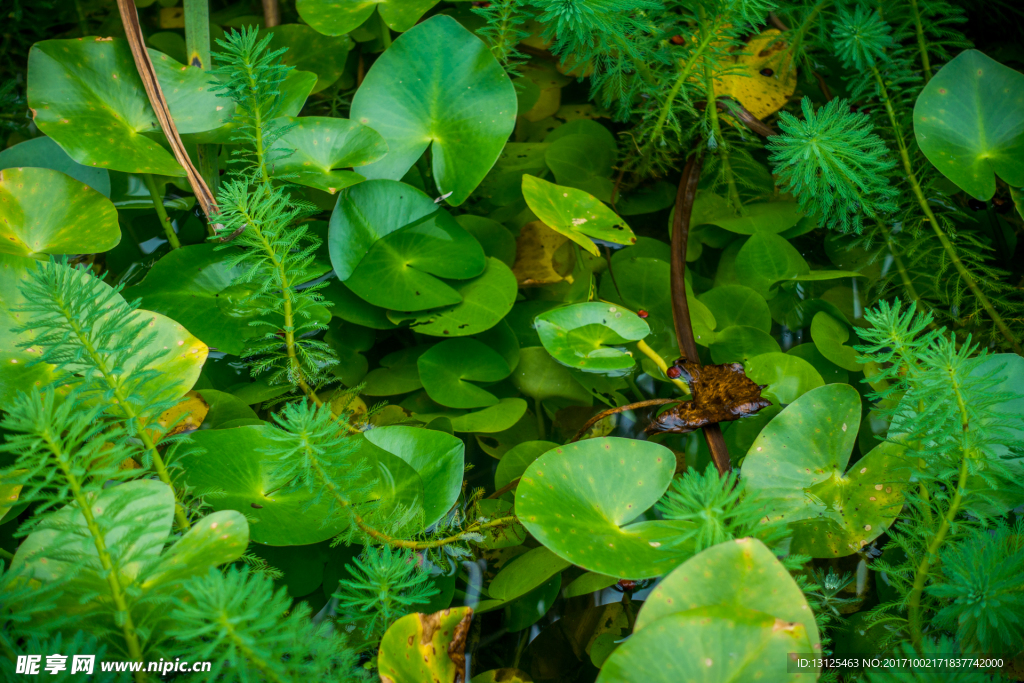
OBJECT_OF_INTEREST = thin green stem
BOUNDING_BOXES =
[636,339,692,395]
[780,0,832,82]
[43,433,146,681]
[0,548,13,561]
[872,68,1022,354]
[699,10,742,215]
[217,615,286,683]
[907,0,933,82]
[142,174,181,249]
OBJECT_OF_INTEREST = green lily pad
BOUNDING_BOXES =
[742,384,910,557]
[914,49,1024,200]
[635,538,820,654]
[364,425,464,529]
[544,134,615,202]
[516,437,687,579]
[534,302,650,376]
[182,427,422,545]
[27,39,233,176]
[449,398,528,433]
[321,279,398,330]
[387,258,517,336]
[810,311,861,371]
[522,175,636,256]
[489,546,571,601]
[378,607,473,683]
[596,605,815,683]
[298,0,439,36]
[709,326,781,365]
[734,233,808,293]
[259,25,353,93]
[362,345,427,396]
[691,195,804,235]
[196,389,260,429]
[697,285,771,333]
[417,338,512,409]
[744,352,824,404]
[510,347,593,405]
[477,142,549,207]
[128,244,258,356]
[787,344,849,384]
[0,167,119,257]
[144,510,250,591]
[268,116,387,193]
[456,215,517,268]
[494,440,558,492]
[350,15,517,206]
[0,136,110,196]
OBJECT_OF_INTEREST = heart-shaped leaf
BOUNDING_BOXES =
[0,167,119,257]
[914,49,1024,200]
[268,116,387,194]
[28,39,233,175]
[535,302,650,376]
[596,605,814,683]
[516,437,687,579]
[417,338,512,409]
[387,258,517,336]
[522,175,637,256]
[449,398,528,433]
[259,25,353,93]
[743,352,824,404]
[810,311,860,371]
[635,538,820,654]
[183,428,422,545]
[0,136,110,196]
[742,384,910,557]
[363,425,464,529]
[350,15,517,206]
[298,0,439,36]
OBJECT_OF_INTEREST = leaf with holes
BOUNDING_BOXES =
[742,384,911,557]
[0,167,119,257]
[268,117,387,194]
[535,302,650,376]
[522,175,637,256]
[635,538,820,654]
[350,16,517,205]
[516,437,689,579]
[914,49,1024,200]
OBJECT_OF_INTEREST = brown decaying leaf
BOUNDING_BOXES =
[645,361,771,435]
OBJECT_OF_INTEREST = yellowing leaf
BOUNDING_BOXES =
[716,30,796,120]
[146,391,210,441]
[520,62,570,122]
[0,473,24,523]
[512,220,574,286]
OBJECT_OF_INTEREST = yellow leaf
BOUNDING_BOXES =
[512,221,576,287]
[519,62,571,122]
[716,29,796,120]
[159,7,185,29]
[147,390,209,442]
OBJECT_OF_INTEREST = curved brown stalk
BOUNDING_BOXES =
[569,399,679,444]
[670,153,732,474]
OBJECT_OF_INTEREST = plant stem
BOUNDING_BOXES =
[57,304,190,531]
[43,433,146,681]
[534,396,546,440]
[378,10,392,49]
[635,340,692,395]
[872,68,1022,354]
[0,548,13,561]
[356,514,519,550]
[261,0,281,27]
[218,615,286,683]
[570,398,678,443]
[142,174,181,250]
[907,0,933,82]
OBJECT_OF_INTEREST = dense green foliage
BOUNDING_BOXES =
[1,0,1024,681]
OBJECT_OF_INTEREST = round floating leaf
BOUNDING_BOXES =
[259,25,353,93]
[449,398,528,433]
[183,428,422,545]
[350,15,517,206]
[510,347,593,405]
[545,134,615,202]
[268,116,387,193]
[914,49,1024,200]
[635,537,819,654]
[298,0,439,36]
[495,440,558,492]
[744,352,824,404]
[364,425,464,529]
[735,232,809,293]
[321,279,398,330]
[128,244,258,356]
[27,39,233,175]
[743,384,910,557]
[709,326,781,365]
[522,175,637,256]
[144,510,249,591]
[417,338,512,409]
[378,607,473,683]
[0,167,119,257]
[787,344,849,385]
[505,574,561,632]
[698,285,772,333]
[810,311,860,371]
[386,258,517,336]
[0,136,110,196]
[596,605,814,683]
[456,215,517,268]
[362,345,427,396]
[489,546,571,601]
[535,302,650,376]
[691,200,804,236]
[516,437,686,579]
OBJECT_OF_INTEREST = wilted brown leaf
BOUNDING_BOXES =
[646,361,771,435]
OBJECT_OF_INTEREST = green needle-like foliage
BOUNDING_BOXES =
[655,465,789,553]
[832,4,894,70]
[769,97,899,233]
[928,520,1024,653]
[168,567,365,683]
[332,546,439,644]
[473,0,533,76]
[864,637,999,682]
